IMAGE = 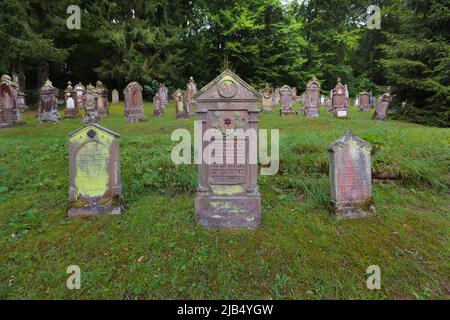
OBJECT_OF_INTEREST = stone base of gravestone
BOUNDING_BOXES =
[125,108,147,122]
[280,108,296,116]
[64,109,79,119]
[83,111,100,124]
[38,110,61,123]
[333,200,376,220]
[305,109,320,117]
[153,109,163,117]
[296,108,305,116]
[195,194,261,228]
[98,109,109,118]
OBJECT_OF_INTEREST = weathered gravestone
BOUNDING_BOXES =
[328,131,375,219]
[174,89,189,119]
[74,83,85,110]
[38,79,61,123]
[0,74,24,128]
[261,84,274,112]
[68,123,123,217]
[193,70,261,228]
[158,83,168,109]
[325,98,332,112]
[292,87,297,101]
[64,81,79,118]
[96,81,109,118]
[83,84,100,124]
[331,78,349,118]
[305,76,321,117]
[153,93,163,117]
[123,81,147,122]
[359,92,370,112]
[280,85,295,116]
[111,89,119,104]
[374,88,392,121]
[274,88,280,105]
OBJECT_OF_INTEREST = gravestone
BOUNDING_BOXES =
[64,81,79,118]
[305,76,321,117]
[74,83,86,110]
[292,87,297,101]
[193,69,261,228]
[158,83,168,109]
[68,123,123,217]
[174,89,189,119]
[186,76,197,114]
[354,98,359,107]
[331,78,349,118]
[111,89,119,104]
[280,85,295,116]
[325,98,332,112]
[274,88,280,104]
[38,79,61,123]
[359,92,370,112]
[328,131,375,219]
[374,88,392,120]
[96,81,109,118]
[83,84,100,124]
[123,81,147,122]
[153,93,163,116]
[0,74,23,128]
[261,84,274,112]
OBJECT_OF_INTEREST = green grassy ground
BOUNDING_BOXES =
[0,102,449,299]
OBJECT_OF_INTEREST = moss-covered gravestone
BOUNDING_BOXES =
[193,70,261,228]
[68,123,123,217]
[328,131,375,219]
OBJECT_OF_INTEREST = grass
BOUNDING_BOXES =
[0,102,449,299]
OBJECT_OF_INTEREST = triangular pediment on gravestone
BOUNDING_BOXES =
[327,130,372,153]
[193,69,261,102]
[68,123,120,141]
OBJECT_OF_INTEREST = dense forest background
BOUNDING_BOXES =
[0,0,448,126]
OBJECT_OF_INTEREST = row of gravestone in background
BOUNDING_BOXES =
[0,72,392,128]
[67,70,376,227]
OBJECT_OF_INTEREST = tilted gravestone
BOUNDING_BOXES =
[331,78,349,118]
[0,74,24,128]
[111,89,119,104]
[153,93,163,117]
[261,84,274,112]
[38,79,61,123]
[158,83,168,109]
[68,123,123,217]
[123,81,147,122]
[96,81,109,118]
[74,82,86,110]
[193,70,261,228]
[174,89,189,119]
[305,76,321,117]
[359,92,370,112]
[374,88,392,121]
[82,84,100,124]
[328,131,375,219]
[64,81,79,118]
[280,85,295,116]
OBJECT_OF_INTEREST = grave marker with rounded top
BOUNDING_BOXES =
[111,89,119,104]
[38,79,61,123]
[64,81,79,118]
[305,76,321,117]
[328,131,375,219]
[359,92,370,112]
[261,84,274,112]
[331,78,349,118]
[68,123,123,217]
[0,74,24,128]
[158,83,169,109]
[193,70,261,228]
[123,81,147,122]
[82,84,100,124]
[280,85,295,116]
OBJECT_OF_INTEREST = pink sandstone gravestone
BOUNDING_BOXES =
[359,92,370,112]
[0,74,23,128]
[124,81,147,122]
[64,81,79,118]
[305,76,321,117]
[68,123,123,217]
[280,85,295,116]
[374,88,392,120]
[82,84,100,124]
[328,131,375,219]
[153,93,163,117]
[331,78,349,118]
[96,81,109,118]
[158,83,168,109]
[193,70,261,228]
[74,83,86,110]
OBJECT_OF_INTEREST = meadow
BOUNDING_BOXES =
[0,102,449,299]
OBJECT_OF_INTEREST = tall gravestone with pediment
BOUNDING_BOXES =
[328,131,375,219]
[38,79,61,123]
[82,84,100,124]
[305,77,321,117]
[74,83,86,110]
[374,88,392,120]
[158,83,168,109]
[64,81,79,118]
[261,85,274,112]
[0,74,23,128]
[331,78,349,118]
[124,81,147,122]
[174,89,189,119]
[280,85,295,116]
[68,123,123,217]
[359,92,370,112]
[193,70,261,228]
[96,81,109,118]
[111,89,119,104]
